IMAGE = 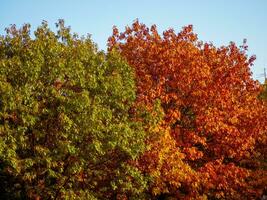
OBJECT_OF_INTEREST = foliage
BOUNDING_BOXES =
[260,80,267,100]
[1,19,266,200]
[0,20,149,199]
[108,20,267,199]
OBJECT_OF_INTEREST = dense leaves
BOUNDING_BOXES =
[0,20,149,199]
[108,20,267,199]
[0,20,266,199]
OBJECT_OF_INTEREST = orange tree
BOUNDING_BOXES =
[108,21,267,199]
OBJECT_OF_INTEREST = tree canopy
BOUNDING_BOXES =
[0,20,150,199]
[0,20,266,200]
[108,20,267,199]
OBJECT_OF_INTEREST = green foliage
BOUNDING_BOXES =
[0,20,148,199]
[259,80,267,101]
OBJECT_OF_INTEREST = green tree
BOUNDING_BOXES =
[0,20,148,199]
[260,80,267,100]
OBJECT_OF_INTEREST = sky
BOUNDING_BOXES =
[1,0,267,82]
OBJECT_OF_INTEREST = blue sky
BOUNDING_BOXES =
[1,0,267,82]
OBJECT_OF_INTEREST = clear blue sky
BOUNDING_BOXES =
[1,0,267,82]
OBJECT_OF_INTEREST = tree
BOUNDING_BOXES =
[0,20,148,199]
[108,20,267,199]
[1,19,266,200]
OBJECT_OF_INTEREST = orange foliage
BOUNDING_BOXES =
[108,20,267,199]
[137,126,199,197]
